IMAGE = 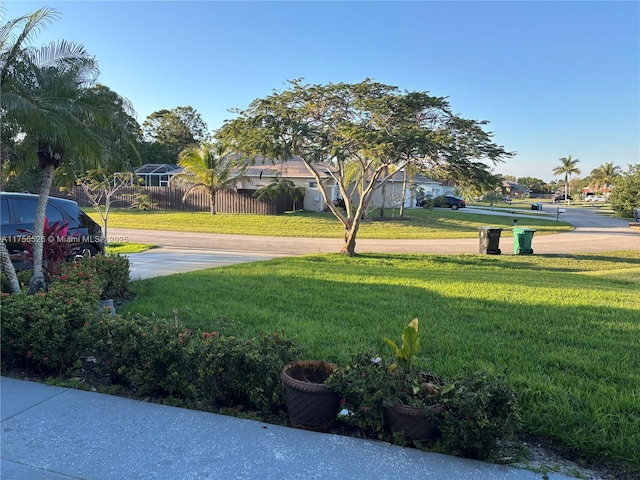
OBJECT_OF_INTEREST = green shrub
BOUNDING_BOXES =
[81,314,301,413]
[196,330,301,413]
[1,269,35,293]
[437,370,520,460]
[90,254,130,300]
[58,254,130,300]
[1,253,129,300]
[325,351,390,437]
[83,315,199,398]
[1,269,101,372]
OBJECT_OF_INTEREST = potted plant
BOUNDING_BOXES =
[381,318,445,443]
[280,360,341,432]
[327,319,445,444]
[327,318,520,457]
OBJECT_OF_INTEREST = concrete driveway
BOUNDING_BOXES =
[110,206,639,279]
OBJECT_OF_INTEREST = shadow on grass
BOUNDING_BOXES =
[352,252,640,274]
[123,263,639,471]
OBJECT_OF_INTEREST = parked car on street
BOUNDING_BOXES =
[436,195,466,210]
[1,192,104,266]
[585,195,606,202]
[553,194,572,202]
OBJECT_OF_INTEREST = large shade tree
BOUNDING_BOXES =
[552,155,581,203]
[218,79,512,255]
[1,7,139,293]
[140,106,210,164]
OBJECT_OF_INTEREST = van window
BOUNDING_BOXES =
[13,199,65,225]
[1,199,9,225]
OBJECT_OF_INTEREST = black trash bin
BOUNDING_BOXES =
[478,226,502,254]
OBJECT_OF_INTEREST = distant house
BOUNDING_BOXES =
[503,181,530,199]
[235,157,338,212]
[135,158,455,212]
[582,185,612,198]
[413,174,456,202]
[346,171,455,209]
[134,164,183,187]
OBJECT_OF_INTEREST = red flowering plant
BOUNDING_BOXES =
[0,262,101,373]
[18,218,80,275]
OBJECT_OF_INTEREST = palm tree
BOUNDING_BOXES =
[175,143,249,214]
[253,175,305,211]
[552,155,581,203]
[1,7,140,293]
[590,162,621,197]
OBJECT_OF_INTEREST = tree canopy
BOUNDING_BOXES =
[552,155,581,201]
[608,164,640,218]
[140,106,211,164]
[217,79,512,255]
[1,7,140,293]
[590,162,621,194]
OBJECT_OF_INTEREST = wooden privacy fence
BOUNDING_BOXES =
[56,186,296,215]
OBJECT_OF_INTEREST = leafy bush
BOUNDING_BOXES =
[1,269,101,372]
[609,164,640,218]
[325,351,391,437]
[327,320,520,459]
[84,315,200,398]
[87,254,130,300]
[437,370,520,460]
[81,315,301,413]
[56,254,130,300]
[1,252,129,300]
[197,330,301,413]
[1,269,36,293]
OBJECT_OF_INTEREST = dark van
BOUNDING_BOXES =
[1,192,104,263]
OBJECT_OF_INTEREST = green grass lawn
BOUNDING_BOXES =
[104,242,155,254]
[121,251,640,472]
[88,208,573,239]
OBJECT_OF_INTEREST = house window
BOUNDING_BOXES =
[309,181,317,188]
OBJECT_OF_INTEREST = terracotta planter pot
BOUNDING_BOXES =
[384,404,442,443]
[280,360,340,432]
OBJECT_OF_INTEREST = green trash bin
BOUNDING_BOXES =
[478,226,502,254]
[513,227,535,254]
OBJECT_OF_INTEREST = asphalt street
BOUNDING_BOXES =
[109,205,639,279]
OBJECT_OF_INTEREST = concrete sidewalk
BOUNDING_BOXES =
[0,376,573,480]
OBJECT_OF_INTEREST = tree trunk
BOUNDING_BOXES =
[379,168,388,220]
[399,170,408,217]
[0,240,21,293]
[210,191,217,215]
[29,163,54,294]
[341,220,360,256]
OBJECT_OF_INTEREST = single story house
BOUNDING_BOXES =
[503,181,531,199]
[235,156,338,212]
[133,160,455,213]
[346,171,455,210]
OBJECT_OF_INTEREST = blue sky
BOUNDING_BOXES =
[4,1,639,182]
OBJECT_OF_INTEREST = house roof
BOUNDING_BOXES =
[503,180,531,193]
[135,164,183,175]
[244,156,332,179]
